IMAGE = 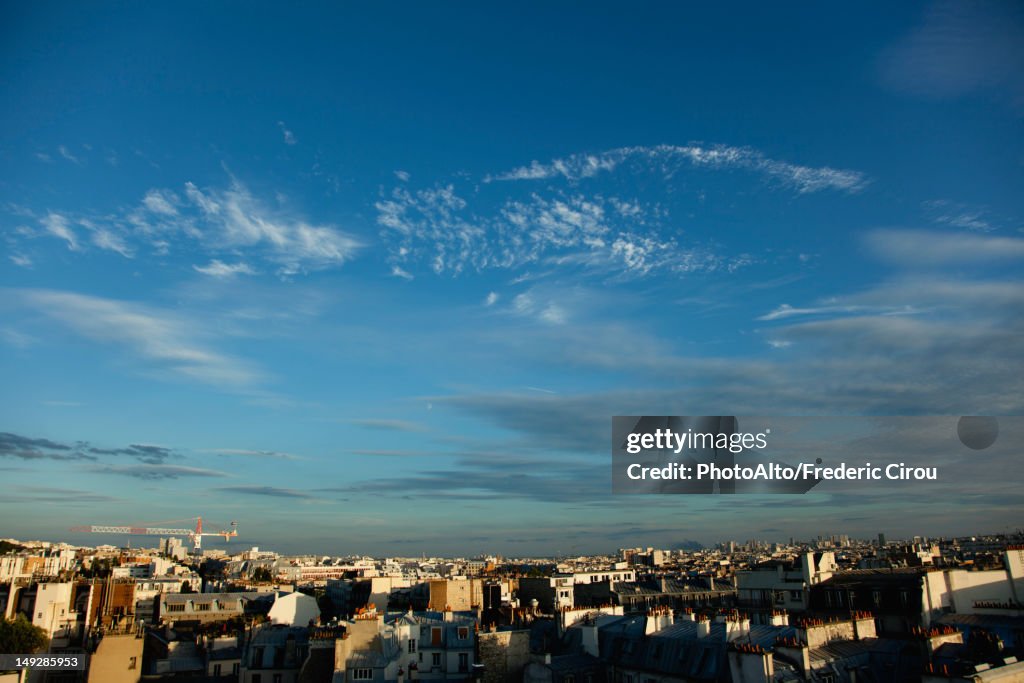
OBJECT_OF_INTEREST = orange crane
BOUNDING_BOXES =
[71,517,238,552]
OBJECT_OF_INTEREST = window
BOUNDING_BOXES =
[774,591,785,604]
[873,590,882,607]
[459,653,468,673]
[194,602,211,611]
[789,590,802,601]
[432,653,442,667]
[565,676,575,683]
[232,663,239,675]
[213,664,221,676]
[273,675,283,683]
[128,656,137,670]
[431,627,442,647]
[457,627,469,640]
[167,603,185,612]
[352,669,373,680]
[408,638,417,653]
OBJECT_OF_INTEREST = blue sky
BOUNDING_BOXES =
[2,1,1023,556]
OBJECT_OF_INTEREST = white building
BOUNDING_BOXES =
[32,582,75,638]
[267,592,321,626]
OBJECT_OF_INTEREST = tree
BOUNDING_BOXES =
[0,615,48,655]
[252,567,274,583]
[0,540,26,555]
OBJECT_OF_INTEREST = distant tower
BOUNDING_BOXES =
[878,533,886,547]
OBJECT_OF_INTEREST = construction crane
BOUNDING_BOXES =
[71,517,238,552]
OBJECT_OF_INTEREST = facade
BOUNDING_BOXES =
[32,581,76,637]
[736,552,837,617]
[240,624,310,683]
[330,610,478,683]
[158,591,265,624]
[86,632,144,683]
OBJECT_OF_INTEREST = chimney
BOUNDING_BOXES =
[580,623,599,658]
[736,615,750,639]
[696,615,710,639]
[851,612,876,640]
[770,610,789,627]
[644,607,673,634]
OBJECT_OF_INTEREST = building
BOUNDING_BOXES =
[158,591,266,624]
[240,624,310,683]
[330,609,478,683]
[736,551,837,618]
[809,547,1024,634]
[268,592,321,626]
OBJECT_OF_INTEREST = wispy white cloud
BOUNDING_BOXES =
[14,177,362,276]
[865,229,1024,266]
[17,289,262,389]
[184,179,361,275]
[484,292,499,307]
[41,213,78,250]
[57,145,81,164]
[757,303,915,321]
[89,225,133,258]
[377,186,740,279]
[394,170,411,182]
[142,189,179,216]
[277,121,297,145]
[390,265,414,280]
[0,328,35,348]
[9,254,32,268]
[880,0,1024,107]
[376,143,860,281]
[486,144,868,194]
[193,260,257,278]
[923,200,1002,233]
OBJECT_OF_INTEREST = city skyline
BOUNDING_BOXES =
[2,2,1023,555]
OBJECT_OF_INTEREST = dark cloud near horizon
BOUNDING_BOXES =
[0,431,178,464]
[91,464,226,480]
[0,432,96,461]
[88,443,176,464]
[216,485,314,499]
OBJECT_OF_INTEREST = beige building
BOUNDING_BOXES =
[86,632,144,683]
